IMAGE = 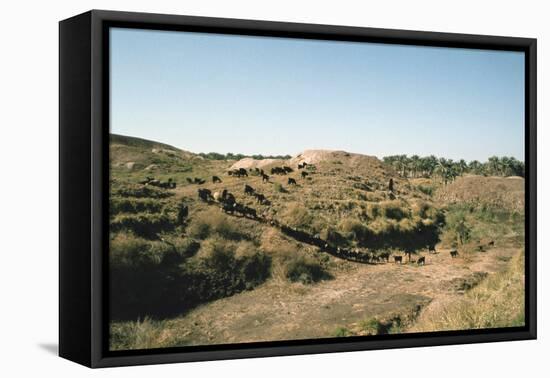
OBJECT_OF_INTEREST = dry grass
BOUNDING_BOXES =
[436,175,524,212]
[407,249,525,332]
[108,134,526,349]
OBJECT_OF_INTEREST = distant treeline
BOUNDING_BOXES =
[382,155,525,184]
[198,152,292,161]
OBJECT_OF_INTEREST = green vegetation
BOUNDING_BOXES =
[110,179,271,321]
[110,197,165,215]
[417,184,434,196]
[112,183,174,199]
[440,203,525,249]
[360,317,383,335]
[383,154,525,183]
[111,317,172,350]
[445,209,472,246]
[110,231,271,320]
[285,255,331,284]
[334,327,353,337]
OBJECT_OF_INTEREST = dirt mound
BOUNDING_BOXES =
[435,175,524,212]
[289,149,380,167]
[229,157,286,170]
[230,150,385,171]
[110,133,199,170]
[111,133,180,151]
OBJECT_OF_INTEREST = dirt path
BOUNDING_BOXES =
[157,245,518,346]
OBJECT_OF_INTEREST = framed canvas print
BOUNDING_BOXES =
[59,10,537,368]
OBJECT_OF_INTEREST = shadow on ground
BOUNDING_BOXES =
[38,343,58,355]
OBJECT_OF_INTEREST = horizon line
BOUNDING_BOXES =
[110,133,525,163]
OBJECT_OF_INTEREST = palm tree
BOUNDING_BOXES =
[410,155,420,178]
[487,156,501,176]
[423,155,438,178]
[457,159,468,176]
[468,160,483,175]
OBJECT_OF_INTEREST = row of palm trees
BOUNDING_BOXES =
[382,155,524,184]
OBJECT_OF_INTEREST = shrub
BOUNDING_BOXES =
[417,185,434,196]
[339,218,367,241]
[109,234,188,320]
[208,211,244,240]
[187,219,211,240]
[112,184,173,199]
[334,327,353,337]
[285,255,331,284]
[320,226,348,247]
[187,210,245,240]
[235,242,271,288]
[380,200,409,220]
[360,317,383,335]
[411,200,431,219]
[445,210,472,245]
[110,317,167,350]
[110,197,165,215]
[110,236,271,321]
[367,203,382,218]
[110,233,154,268]
[197,238,237,270]
[153,237,201,263]
[283,204,313,230]
[111,212,175,238]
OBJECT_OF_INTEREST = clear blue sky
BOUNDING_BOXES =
[110,27,525,162]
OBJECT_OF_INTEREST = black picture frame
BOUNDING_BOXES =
[59,9,537,368]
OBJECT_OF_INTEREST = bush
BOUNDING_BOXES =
[187,210,245,240]
[339,218,367,242]
[109,233,191,320]
[111,212,175,239]
[110,197,165,215]
[367,203,382,218]
[110,235,271,321]
[417,185,434,196]
[360,317,383,335]
[110,317,166,350]
[320,226,348,247]
[285,255,331,284]
[283,204,313,230]
[334,327,353,337]
[380,200,409,220]
[196,238,237,270]
[110,233,155,268]
[445,209,472,245]
[411,200,431,219]
[235,242,272,288]
[208,211,245,240]
[112,184,173,199]
[187,219,211,240]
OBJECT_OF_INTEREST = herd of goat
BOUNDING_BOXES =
[139,163,495,266]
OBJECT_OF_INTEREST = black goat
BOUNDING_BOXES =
[244,184,255,195]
